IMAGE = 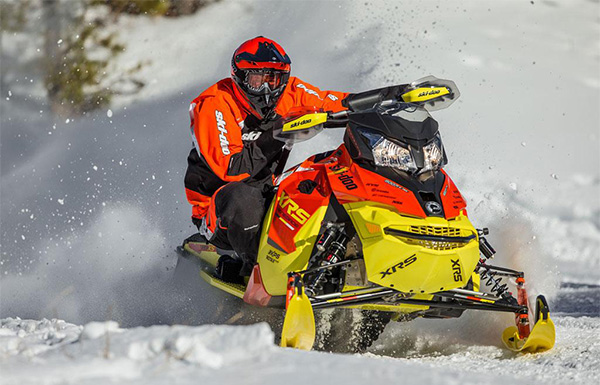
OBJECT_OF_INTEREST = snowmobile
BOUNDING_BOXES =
[176,76,555,353]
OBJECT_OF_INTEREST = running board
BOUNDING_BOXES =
[199,270,246,299]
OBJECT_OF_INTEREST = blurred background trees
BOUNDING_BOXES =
[0,0,219,118]
[98,0,214,16]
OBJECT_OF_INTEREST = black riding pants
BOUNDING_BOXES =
[203,182,271,267]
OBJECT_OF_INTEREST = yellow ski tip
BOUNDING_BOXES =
[280,289,316,350]
[502,315,556,353]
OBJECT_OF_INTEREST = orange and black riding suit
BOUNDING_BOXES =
[184,77,348,266]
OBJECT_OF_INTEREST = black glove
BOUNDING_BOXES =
[253,127,285,161]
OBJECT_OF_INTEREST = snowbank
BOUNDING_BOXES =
[1,317,598,385]
[0,318,82,358]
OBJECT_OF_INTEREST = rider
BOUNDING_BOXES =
[184,36,350,282]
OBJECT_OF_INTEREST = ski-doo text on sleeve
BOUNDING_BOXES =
[191,98,248,181]
[274,77,348,115]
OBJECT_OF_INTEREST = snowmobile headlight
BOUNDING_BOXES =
[371,137,418,172]
[420,133,445,173]
[358,129,418,173]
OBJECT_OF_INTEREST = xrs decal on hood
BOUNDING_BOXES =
[278,190,311,225]
[380,254,417,279]
[451,259,463,282]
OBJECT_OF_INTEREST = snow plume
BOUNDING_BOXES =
[463,179,562,298]
[339,0,600,281]
[1,200,233,328]
[0,204,175,324]
[0,0,363,328]
[462,172,600,286]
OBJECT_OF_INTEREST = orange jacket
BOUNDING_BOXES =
[184,77,349,219]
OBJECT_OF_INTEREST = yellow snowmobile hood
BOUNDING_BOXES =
[344,201,480,293]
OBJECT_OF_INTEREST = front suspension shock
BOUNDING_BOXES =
[305,225,348,296]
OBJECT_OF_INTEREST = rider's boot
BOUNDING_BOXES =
[215,255,245,284]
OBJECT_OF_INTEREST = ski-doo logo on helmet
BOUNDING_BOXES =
[425,201,442,215]
[215,110,230,155]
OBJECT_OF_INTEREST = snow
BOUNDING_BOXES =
[80,321,122,340]
[1,0,599,384]
[0,316,598,385]
[0,318,82,358]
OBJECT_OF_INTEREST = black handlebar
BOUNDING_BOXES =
[329,110,349,120]
[324,110,349,128]
[341,84,408,112]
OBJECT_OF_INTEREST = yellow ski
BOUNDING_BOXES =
[502,296,556,353]
[280,277,316,350]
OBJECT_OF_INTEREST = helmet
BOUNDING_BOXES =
[231,36,291,120]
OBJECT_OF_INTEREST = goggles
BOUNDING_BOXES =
[245,70,287,93]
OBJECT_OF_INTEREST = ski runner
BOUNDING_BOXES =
[184,36,351,283]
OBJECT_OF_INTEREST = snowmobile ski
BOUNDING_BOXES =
[502,295,555,353]
[280,275,316,350]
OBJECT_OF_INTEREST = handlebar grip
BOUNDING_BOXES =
[329,110,349,119]
[323,119,348,128]
[324,110,349,128]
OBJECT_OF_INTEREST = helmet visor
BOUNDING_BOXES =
[245,70,286,93]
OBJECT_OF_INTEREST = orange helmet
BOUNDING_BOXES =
[231,36,291,119]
